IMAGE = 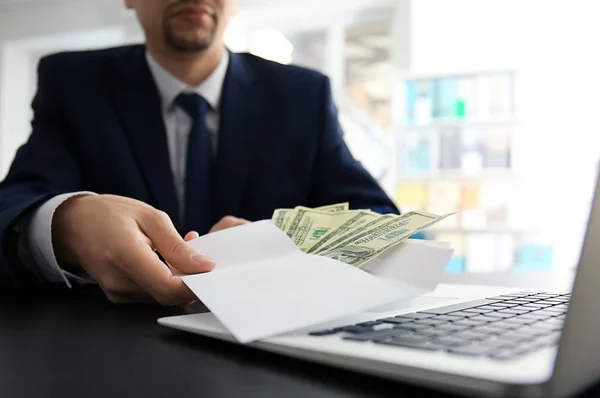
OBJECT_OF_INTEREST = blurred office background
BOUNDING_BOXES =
[0,0,599,275]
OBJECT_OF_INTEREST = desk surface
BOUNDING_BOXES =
[0,275,597,398]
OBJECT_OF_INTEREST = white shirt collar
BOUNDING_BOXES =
[145,50,229,112]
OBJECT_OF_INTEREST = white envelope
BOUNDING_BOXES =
[181,220,453,343]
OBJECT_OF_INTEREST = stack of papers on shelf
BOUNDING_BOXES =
[179,221,454,343]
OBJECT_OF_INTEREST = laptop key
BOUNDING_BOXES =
[547,299,570,304]
[380,317,414,325]
[452,320,488,328]
[412,329,450,338]
[462,308,495,315]
[432,324,470,333]
[430,315,465,322]
[535,300,563,306]
[448,311,478,318]
[516,326,551,338]
[496,318,533,326]
[356,321,382,327]
[531,310,563,317]
[469,325,507,335]
[540,307,566,315]
[417,299,502,315]
[468,315,504,323]
[394,323,431,332]
[476,305,506,311]
[481,321,516,329]
[502,300,532,306]
[449,331,487,341]
[508,313,549,321]
[380,334,430,344]
[530,294,560,299]
[486,303,518,309]
[417,319,450,327]
[337,326,375,334]
[484,312,515,319]
[520,303,552,309]
[432,336,472,347]
[518,297,547,302]
[309,329,338,336]
[343,328,406,342]
[495,331,534,342]
[394,313,435,320]
[528,322,562,332]
[495,309,531,315]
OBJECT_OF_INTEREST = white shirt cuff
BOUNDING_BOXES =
[28,192,97,288]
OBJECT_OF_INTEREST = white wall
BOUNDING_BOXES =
[0,43,34,177]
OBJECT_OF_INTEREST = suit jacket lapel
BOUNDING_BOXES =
[111,46,180,228]
[213,52,264,221]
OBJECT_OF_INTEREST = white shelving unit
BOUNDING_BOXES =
[392,70,555,274]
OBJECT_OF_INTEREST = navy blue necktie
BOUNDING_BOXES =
[175,93,214,235]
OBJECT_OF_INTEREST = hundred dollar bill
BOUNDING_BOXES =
[319,211,454,268]
[315,202,350,213]
[284,206,352,238]
[306,210,381,254]
[273,203,348,231]
[288,210,360,252]
[271,208,293,229]
[311,214,397,254]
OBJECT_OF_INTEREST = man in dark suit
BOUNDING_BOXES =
[0,0,398,304]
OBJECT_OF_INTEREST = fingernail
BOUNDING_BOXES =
[192,253,216,265]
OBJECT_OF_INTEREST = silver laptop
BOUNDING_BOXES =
[158,169,600,397]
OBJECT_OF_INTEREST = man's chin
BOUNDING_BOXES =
[165,34,214,52]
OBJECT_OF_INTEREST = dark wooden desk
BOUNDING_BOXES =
[0,285,597,398]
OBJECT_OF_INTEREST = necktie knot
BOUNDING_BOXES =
[175,93,208,122]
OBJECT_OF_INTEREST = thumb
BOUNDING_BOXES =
[143,216,216,274]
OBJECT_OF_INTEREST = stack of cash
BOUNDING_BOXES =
[271,203,451,268]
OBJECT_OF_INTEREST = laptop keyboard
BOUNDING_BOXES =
[308,292,569,361]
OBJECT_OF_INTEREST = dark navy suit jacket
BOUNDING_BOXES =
[0,45,398,291]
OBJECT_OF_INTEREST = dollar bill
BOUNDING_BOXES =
[284,206,351,238]
[311,214,397,254]
[306,210,381,254]
[271,208,293,229]
[315,202,349,213]
[274,203,348,231]
[287,210,360,252]
[319,211,454,268]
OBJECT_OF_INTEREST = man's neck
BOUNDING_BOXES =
[146,43,225,87]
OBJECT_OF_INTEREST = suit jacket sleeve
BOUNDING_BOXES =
[308,77,399,215]
[0,56,82,292]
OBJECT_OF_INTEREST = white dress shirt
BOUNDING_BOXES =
[26,50,230,287]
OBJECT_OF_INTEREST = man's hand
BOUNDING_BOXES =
[52,194,216,305]
[209,216,250,233]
